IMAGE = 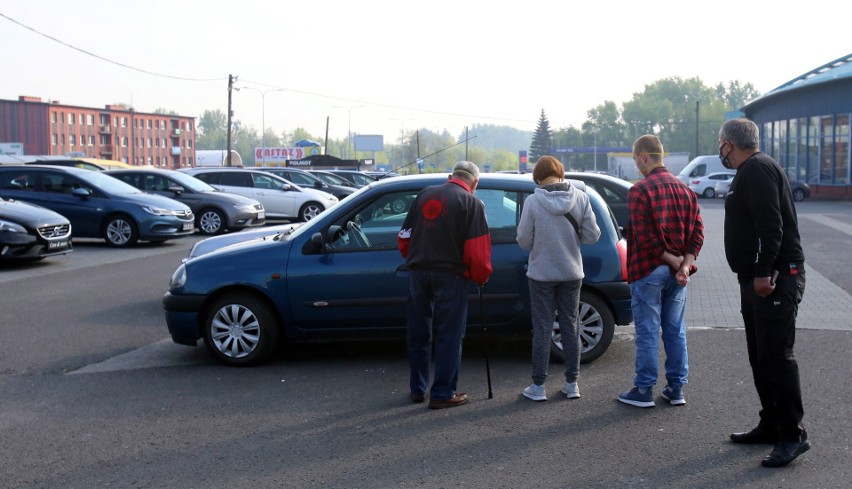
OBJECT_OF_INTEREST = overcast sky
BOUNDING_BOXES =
[1,1,849,147]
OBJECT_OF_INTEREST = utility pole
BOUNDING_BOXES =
[226,74,237,166]
[695,100,700,158]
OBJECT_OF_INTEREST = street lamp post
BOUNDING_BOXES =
[241,87,283,166]
[334,105,364,159]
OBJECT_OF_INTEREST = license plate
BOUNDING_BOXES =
[48,240,69,250]
[257,211,265,219]
[182,222,194,231]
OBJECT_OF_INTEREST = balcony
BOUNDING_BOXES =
[172,128,181,136]
[100,145,114,154]
[99,125,111,133]
[171,146,181,156]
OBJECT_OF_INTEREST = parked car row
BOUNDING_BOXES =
[714,177,811,201]
[163,173,633,368]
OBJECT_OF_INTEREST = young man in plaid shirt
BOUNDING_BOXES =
[618,135,704,408]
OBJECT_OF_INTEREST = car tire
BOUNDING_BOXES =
[299,202,323,222]
[550,290,615,364]
[792,188,806,201]
[198,208,226,235]
[702,187,716,198]
[103,214,138,247]
[202,292,281,366]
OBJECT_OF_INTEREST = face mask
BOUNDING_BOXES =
[719,142,733,170]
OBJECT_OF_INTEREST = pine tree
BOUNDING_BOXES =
[529,109,552,163]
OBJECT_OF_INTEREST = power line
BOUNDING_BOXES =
[0,12,224,82]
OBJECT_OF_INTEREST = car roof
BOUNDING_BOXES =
[1,164,92,175]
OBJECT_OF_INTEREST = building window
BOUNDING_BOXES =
[89,135,95,146]
[68,113,75,125]
[61,134,65,145]
[69,134,76,147]
[147,138,152,148]
[59,112,64,124]
[120,117,127,128]
[836,114,849,185]
[87,114,94,125]
[51,134,58,146]
[100,135,110,145]
[51,112,57,124]
[147,119,152,129]
[121,137,128,147]
[160,121,166,130]
[147,156,153,165]
[161,139,166,148]
[100,115,109,126]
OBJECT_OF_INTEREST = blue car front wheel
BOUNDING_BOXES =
[202,292,281,366]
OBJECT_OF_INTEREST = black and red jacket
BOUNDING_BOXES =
[397,178,492,285]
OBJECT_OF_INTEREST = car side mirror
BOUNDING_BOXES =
[281,183,292,191]
[71,187,91,199]
[168,185,183,196]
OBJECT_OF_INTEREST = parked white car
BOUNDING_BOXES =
[687,171,735,198]
[180,168,338,222]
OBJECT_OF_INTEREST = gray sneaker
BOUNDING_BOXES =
[523,384,547,401]
[561,382,581,399]
[661,385,686,406]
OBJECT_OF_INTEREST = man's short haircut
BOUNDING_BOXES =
[633,135,664,162]
[452,161,480,182]
[532,155,564,184]
[720,118,759,150]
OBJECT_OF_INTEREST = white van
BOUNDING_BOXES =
[677,155,727,184]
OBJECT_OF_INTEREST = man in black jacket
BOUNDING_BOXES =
[719,118,810,468]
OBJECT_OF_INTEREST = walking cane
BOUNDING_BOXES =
[479,285,493,399]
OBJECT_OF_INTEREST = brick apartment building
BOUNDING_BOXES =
[0,95,196,168]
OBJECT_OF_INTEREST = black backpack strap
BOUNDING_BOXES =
[564,212,581,238]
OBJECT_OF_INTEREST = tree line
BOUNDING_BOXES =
[196,76,759,173]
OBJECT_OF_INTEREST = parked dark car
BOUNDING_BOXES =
[259,167,356,200]
[565,172,632,229]
[163,173,632,367]
[0,196,72,261]
[790,181,811,202]
[106,168,266,235]
[326,170,378,187]
[0,165,194,247]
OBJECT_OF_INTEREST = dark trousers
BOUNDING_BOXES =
[740,269,806,441]
[406,269,469,401]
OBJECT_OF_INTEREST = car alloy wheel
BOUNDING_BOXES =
[198,208,225,235]
[203,292,280,366]
[299,202,323,221]
[103,215,138,247]
[702,187,716,198]
[550,291,615,364]
[792,188,806,201]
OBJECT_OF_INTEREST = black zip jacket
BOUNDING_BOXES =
[724,152,804,280]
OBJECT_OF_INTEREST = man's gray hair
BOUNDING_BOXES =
[720,118,760,150]
[451,161,480,182]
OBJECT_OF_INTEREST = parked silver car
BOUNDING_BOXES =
[179,168,338,222]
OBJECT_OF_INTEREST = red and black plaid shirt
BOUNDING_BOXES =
[626,167,704,283]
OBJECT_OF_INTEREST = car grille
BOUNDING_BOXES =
[254,204,264,211]
[172,209,193,218]
[37,224,71,239]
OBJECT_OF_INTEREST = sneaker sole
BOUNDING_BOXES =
[661,393,686,406]
[523,392,547,401]
[618,397,655,408]
[561,389,581,399]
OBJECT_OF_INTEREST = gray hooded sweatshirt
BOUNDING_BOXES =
[516,182,601,282]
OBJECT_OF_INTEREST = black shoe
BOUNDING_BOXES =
[409,392,426,403]
[730,427,777,445]
[761,439,811,467]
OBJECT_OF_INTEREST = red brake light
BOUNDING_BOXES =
[616,238,628,281]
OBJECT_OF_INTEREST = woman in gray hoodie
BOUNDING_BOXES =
[516,155,601,401]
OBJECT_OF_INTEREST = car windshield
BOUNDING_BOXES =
[313,172,350,186]
[165,171,218,192]
[79,170,145,194]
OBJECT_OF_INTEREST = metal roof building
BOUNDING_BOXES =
[742,53,852,199]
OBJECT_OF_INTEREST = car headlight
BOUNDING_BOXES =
[141,205,172,216]
[0,219,27,233]
[233,203,257,212]
[169,263,187,289]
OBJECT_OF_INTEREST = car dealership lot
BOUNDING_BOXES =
[1,201,852,488]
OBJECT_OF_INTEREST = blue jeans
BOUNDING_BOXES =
[630,265,688,389]
[406,269,470,401]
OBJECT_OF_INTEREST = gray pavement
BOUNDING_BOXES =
[683,204,852,332]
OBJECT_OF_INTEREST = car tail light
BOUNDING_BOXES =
[691,180,701,185]
[616,238,628,281]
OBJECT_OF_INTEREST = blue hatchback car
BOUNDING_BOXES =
[163,173,632,366]
[0,165,195,247]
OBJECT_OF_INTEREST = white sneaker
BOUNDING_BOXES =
[522,384,547,401]
[561,382,581,399]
